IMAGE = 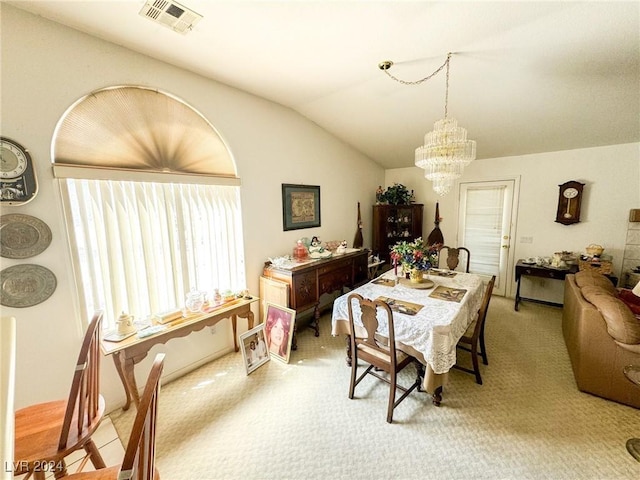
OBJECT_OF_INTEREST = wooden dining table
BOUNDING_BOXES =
[331,269,486,406]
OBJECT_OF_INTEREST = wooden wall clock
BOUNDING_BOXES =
[0,137,38,205]
[555,180,585,225]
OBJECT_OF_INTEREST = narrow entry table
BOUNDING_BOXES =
[101,297,257,410]
[514,261,578,311]
[514,260,617,311]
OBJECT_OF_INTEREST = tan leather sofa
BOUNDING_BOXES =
[563,271,640,408]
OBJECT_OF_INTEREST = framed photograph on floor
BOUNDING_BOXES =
[239,324,270,375]
[282,184,321,231]
[264,302,296,363]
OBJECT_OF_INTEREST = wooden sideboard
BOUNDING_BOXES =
[262,249,369,337]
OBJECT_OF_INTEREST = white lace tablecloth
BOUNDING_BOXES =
[331,270,486,375]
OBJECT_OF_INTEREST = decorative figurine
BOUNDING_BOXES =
[336,240,348,255]
[293,240,309,261]
[308,237,332,258]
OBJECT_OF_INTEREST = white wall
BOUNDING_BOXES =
[386,143,640,302]
[1,6,384,411]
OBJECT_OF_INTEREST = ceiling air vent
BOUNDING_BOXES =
[139,0,202,34]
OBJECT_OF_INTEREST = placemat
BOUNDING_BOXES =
[429,269,458,277]
[376,296,423,315]
[429,286,467,303]
[372,277,396,287]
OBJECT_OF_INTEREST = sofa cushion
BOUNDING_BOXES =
[581,288,640,344]
[615,341,640,354]
[618,288,640,316]
[574,270,616,293]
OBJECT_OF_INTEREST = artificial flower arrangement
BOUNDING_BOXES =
[390,237,441,271]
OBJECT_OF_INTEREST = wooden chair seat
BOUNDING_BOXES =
[356,342,411,364]
[14,397,105,472]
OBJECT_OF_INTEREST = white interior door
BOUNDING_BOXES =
[457,179,517,296]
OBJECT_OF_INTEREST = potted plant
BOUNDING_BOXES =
[381,183,413,205]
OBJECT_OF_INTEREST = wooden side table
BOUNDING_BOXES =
[514,260,618,311]
[514,261,577,311]
[623,365,640,462]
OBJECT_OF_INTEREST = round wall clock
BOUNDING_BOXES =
[0,137,38,205]
[555,180,585,225]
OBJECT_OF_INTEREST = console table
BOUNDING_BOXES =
[101,297,257,410]
[262,249,369,336]
[515,260,617,311]
[515,261,579,311]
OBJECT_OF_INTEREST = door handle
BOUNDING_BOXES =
[501,245,509,249]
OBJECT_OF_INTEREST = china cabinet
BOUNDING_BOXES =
[372,204,423,262]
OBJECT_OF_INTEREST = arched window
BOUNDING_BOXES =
[53,86,245,328]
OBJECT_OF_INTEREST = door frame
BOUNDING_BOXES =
[454,175,521,297]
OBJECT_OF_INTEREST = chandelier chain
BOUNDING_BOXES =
[444,53,450,118]
[381,53,451,86]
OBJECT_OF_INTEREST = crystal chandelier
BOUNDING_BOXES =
[379,53,476,196]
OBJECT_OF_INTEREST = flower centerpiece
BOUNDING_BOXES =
[390,237,441,283]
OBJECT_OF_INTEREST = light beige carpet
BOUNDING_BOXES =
[111,296,640,479]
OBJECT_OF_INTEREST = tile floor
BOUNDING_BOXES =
[14,416,123,479]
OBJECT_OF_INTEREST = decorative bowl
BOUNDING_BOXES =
[585,244,604,256]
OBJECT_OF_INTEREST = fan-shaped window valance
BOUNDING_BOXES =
[52,85,238,185]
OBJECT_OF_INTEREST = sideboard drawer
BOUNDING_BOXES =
[317,258,351,275]
[318,266,352,295]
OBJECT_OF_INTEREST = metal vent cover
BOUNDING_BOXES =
[139,0,202,34]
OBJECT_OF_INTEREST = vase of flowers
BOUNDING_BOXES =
[390,237,440,283]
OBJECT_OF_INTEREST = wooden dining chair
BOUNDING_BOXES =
[347,293,421,423]
[14,312,106,479]
[438,246,471,273]
[64,353,165,480]
[454,275,496,385]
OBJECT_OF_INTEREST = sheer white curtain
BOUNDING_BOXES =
[60,179,245,329]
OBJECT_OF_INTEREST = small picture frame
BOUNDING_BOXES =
[239,324,270,375]
[264,302,296,363]
[282,184,321,231]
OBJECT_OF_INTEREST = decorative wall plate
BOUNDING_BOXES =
[0,264,57,308]
[0,214,52,258]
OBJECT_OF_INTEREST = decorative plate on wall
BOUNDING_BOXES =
[0,214,52,259]
[0,264,57,308]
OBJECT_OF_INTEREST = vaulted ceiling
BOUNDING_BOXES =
[7,1,640,169]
